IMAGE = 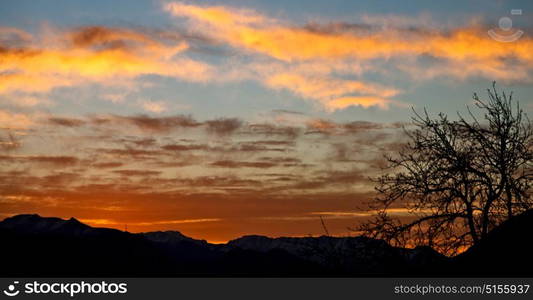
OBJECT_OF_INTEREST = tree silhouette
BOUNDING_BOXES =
[360,83,533,255]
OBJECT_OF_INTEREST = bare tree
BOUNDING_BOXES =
[360,83,533,255]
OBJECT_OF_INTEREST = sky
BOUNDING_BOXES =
[0,0,532,242]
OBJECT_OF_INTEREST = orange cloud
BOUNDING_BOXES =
[141,100,167,113]
[0,26,33,45]
[165,1,533,94]
[265,73,398,110]
[165,2,266,26]
[0,26,213,94]
[0,110,33,129]
[167,2,533,64]
[0,72,74,94]
[162,2,532,110]
[80,218,222,227]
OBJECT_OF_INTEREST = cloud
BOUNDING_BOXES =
[251,140,294,147]
[41,113,296,139]
[163,2,410,111]
[343,121,389,133]
[97,148,162,159]
[244,123,301,138]
[163,1,533,111]
[258,156,300,164]
[235,141,289,153]
[78,218,221,227]
[305,118,399,135]
[102,114,201,132]
[1,94,52,107]
[205,118,242,136]
[128,218,222,225]
[141,100,167,113]
[41,112,401,144]
[162,144,207,151]
[265,73,398,110]
[68,26,177,56]
[0,109,405,233]
[326,96,392,110]
[0,110,33,129]
[101,92,128,104]
[210,160,277,169]
[2,5,532,114]
[112,169,161,177]
[310,207,432,218]
[0,132,21,151]
[0,72,74,94]
[48,117,86,127]
[0,26,213,94]
[0,27,33,47]
[165,2,267,27]
[92,162,123,169]
[306,119,338,134]
[176,175,263,189]
[397,57,533,83]
[0,155,79,166]
[167,3,533,63]
[126,137,157,147]
[265,73,398,99]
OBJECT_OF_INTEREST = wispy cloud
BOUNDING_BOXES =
[163,1,533,111]
[0,110,33,129]
[4,3,529,113]
[166,2,533,63]
[264,73,399,110]
[141,100,167,113]
[0,26,213,94]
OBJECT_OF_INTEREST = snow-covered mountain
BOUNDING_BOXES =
[0,214,91,235]
[226,234,446,272]
[4,211,529,276]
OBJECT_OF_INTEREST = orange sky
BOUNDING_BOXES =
[0,114,403,242]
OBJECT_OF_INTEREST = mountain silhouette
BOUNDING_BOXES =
[226,235,446,274]
[0,214,91,234]
[1,211,531,276]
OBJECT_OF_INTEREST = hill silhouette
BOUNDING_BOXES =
[451,209,533,276]
[0,211,531,276]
